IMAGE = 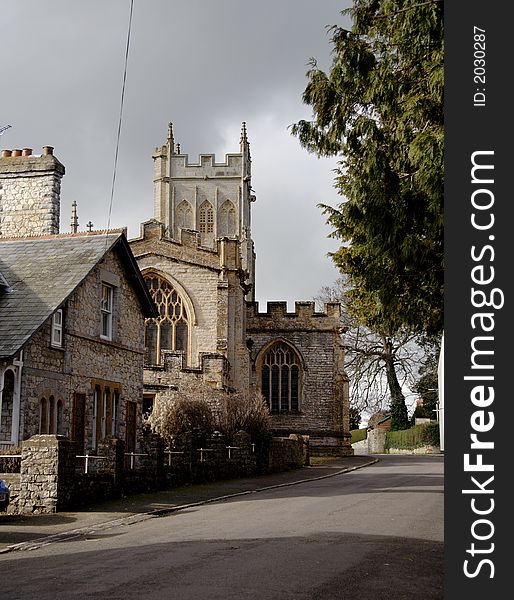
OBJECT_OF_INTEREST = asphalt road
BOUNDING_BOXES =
[0,455,443,599]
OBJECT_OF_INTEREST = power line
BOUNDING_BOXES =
[106,0,134,239]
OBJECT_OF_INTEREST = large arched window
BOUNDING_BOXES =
[144,273,190,365]
[218,200,236,237]
[260,342,301,412]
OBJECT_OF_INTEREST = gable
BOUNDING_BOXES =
[0,232,156,358]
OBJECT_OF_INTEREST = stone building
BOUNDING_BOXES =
[0,148,156,453]
[130,124,352,455]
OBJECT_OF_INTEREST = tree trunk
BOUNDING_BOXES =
[382,337,409,430]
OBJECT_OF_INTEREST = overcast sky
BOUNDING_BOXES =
[2,0,353,309]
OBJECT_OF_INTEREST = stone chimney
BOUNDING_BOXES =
[0,146,65,237]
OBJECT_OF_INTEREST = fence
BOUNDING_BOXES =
[1,431,308,515]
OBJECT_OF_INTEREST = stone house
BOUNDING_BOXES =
[0,147,156,453]
[130,124,352,455]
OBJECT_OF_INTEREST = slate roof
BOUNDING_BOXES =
[0,269,11,292]
[0,231,156,358]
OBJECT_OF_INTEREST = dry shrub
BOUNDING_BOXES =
[216,391,270,442]
[144,382,270,446]
[145,381,221,445]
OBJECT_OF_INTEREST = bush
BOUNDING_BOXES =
[385,422,440,450]
[144,382,271,447]
[216,391,270,443]
[145,381,218,445]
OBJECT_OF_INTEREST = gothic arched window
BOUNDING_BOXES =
[218,200,236,237]
[144,273,190,365]
[176,200,193,231]
[260,342,301,412]
[198,201,214,245]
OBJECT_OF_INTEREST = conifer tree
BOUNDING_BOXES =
[292,0,443,337]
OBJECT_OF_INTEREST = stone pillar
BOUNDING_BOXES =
[367,428,387,454]
[18,434,77,514]
[97,437,125,483]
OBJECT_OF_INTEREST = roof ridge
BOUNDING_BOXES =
[0,228,126,242]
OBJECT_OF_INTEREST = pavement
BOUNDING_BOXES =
[0,455,376,554]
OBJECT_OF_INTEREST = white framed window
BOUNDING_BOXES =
[51,309,63,348]
[100,283,113,340]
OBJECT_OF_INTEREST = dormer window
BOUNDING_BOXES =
[101,283,113,340]
[51,309,63,348]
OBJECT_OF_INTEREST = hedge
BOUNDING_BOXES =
[385,422,440,450]
[350,428,367,444]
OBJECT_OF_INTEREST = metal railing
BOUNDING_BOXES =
[0,452,22,474]
[124,452,148,470]
[76,453,108,474]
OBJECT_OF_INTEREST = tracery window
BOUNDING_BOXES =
[218,200,236,236]
[261,342,301,412]
[144,273,190,365]
[176,200,193,231]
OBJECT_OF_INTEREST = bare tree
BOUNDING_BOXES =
[315,278,425,427]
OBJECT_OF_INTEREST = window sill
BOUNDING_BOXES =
[49,343,65,352]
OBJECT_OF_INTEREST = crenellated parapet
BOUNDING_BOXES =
[246,300,341,332]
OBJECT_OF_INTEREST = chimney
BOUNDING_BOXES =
[0,146,65,237]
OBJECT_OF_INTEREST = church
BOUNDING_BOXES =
[0,124,353,456]
[130,123,352,456]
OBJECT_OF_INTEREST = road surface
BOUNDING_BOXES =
[0,455,443,599]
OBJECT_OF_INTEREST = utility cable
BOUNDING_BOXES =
[105,0,134,244]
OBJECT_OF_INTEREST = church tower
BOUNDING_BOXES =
[152,123,256,300]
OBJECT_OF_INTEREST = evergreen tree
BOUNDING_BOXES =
[292,0,444,337]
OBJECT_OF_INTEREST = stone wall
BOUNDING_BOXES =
[16,435,77,513]
[0,148,64,238]
[2,433,309,514]
[352,429,440,455]
[247,301,352,456]
[268,434,309,472]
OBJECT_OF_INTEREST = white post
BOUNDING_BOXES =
[11,351,23,446]
[438,334,444,452]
